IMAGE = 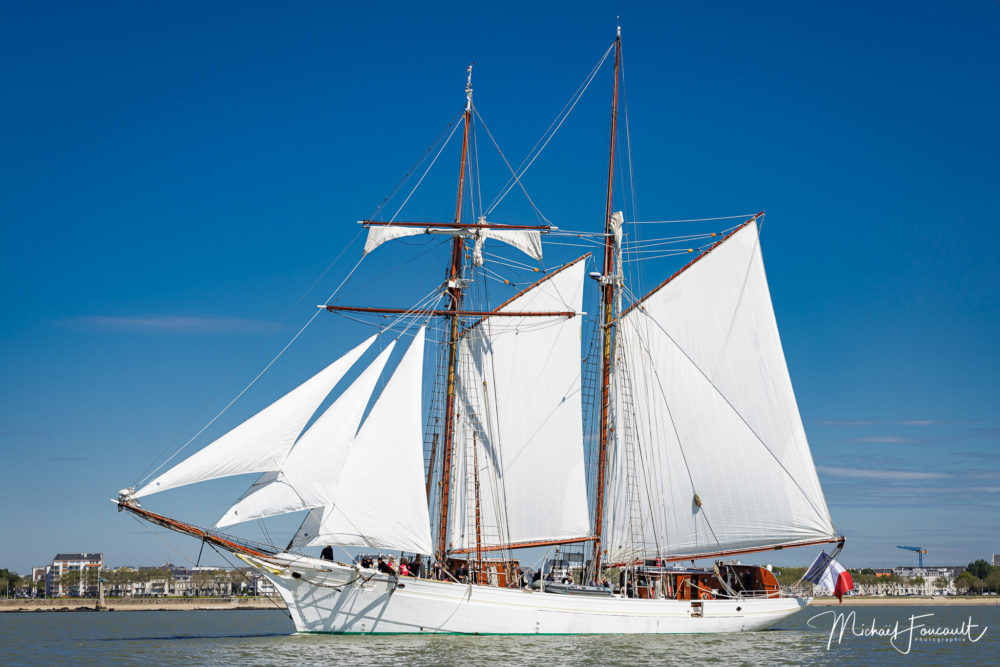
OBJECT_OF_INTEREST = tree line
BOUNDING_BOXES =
[955,559,1000,594]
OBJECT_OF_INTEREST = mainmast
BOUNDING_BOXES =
[437,64,474,559]
[593,26,621,577]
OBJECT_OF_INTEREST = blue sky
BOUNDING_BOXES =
[1,1,998,574]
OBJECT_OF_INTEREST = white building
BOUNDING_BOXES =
[248,572,277,596]
[45,553,103,597]
[892,566,957,595]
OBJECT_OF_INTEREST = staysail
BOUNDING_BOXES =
[134,335,376,499]
[290,327,432,555]
[214,342,396,527]
[605,221,836,563]
[448,256,591,551]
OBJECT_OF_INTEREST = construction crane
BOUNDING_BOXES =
[897,545,927,567]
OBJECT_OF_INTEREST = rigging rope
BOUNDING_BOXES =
[473,108,549,224]
[482,250,545,273]
[205,543,291,617]
[370,111,464,220]
[135,250,369,489]
[334,238,450,302]
[630,214,757,224]
[484,41,615,216]
[127,513,198,566]
[388,117,464,223]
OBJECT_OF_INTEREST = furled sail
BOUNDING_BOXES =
[448,256,590,550]
[134,336,376,499]
[214,342,396,527]
[363,224,543,262]
[290,327,432,555]
[605,221,836,563]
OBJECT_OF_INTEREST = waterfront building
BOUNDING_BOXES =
[45,553,103,597]
[891,566,958,595]
[101,564,277,598]
[105,564,208,597]
[845,565,962,597]
[248,572,277,597]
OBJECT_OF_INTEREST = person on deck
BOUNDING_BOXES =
[377,557,394,575]
[320,545,334,561]
[410,555,423,578]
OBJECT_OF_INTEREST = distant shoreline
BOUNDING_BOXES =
[0,597,286,612]
[809,596,1000,606]
[3,595,997,613]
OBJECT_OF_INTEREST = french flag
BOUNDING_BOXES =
[803,551,854,603]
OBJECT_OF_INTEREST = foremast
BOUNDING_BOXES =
[593,25,621,577]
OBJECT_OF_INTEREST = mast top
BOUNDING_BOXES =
[465,63,474,112]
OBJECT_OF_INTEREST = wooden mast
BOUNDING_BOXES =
[472,431,484,582]
[437,64,474,560]
[592,26,621,578]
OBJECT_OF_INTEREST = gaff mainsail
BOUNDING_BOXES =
[604,220,837,564]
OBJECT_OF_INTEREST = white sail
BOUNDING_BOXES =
[215,342,396,527]
[215,471,280,527]
[135,336,376,499]
[364,225,543,262]
[289,506,325,545]
[448,257,590,550]
[605,222,836,563]
[291,328,432,555]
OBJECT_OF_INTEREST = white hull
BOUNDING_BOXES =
[245,554,809,635]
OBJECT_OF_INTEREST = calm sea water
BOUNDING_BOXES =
[1,605,996,666]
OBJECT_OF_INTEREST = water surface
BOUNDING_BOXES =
[1,605,995,665]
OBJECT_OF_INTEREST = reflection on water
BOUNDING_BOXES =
[1,606,996,666]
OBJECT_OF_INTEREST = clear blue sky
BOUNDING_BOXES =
[2,1,998,574]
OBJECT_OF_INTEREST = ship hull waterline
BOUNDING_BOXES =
[242,554,809,635]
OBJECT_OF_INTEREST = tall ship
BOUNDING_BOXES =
[116,28,844,634]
